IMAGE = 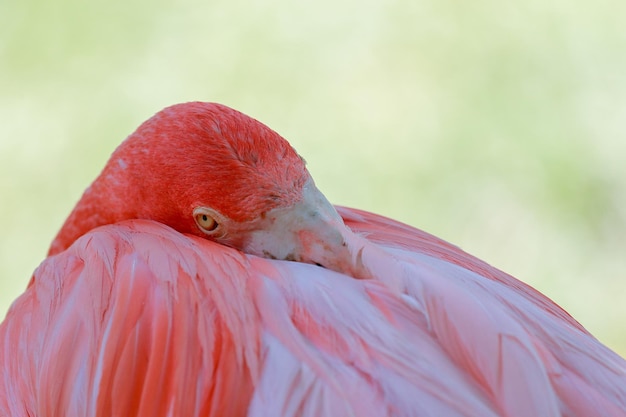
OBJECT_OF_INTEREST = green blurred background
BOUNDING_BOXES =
[1,0,625,355]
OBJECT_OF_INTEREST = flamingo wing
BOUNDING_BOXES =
[339,206,626,416]
[2,211,626,417]
[338,206,586,331]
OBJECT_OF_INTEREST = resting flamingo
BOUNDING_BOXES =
[1,102,624,417]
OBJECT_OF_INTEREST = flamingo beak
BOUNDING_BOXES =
[242,180,373,279]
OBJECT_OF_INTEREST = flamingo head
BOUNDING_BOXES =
[50,102,371,279]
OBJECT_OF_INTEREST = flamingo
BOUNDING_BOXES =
[1,102,625,417]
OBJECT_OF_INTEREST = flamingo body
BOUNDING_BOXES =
[3,213,626,416]
[1,102,625,416]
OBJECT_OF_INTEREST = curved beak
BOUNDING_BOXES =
[241,180,373,279]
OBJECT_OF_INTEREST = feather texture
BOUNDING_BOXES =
[2,209,625,417]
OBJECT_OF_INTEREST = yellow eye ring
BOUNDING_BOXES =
[195,212,218,232]
[193,207,224,236]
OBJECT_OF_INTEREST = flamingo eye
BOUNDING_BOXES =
[196,213,218,231]
[193,207,222,235]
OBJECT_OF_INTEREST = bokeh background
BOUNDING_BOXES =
[1,0,625,355]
